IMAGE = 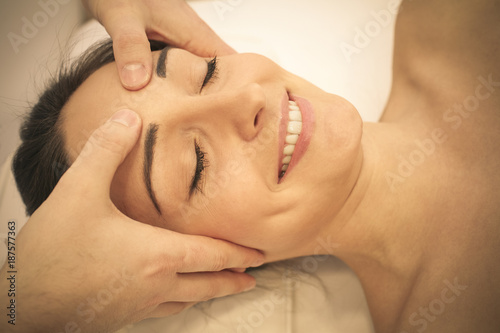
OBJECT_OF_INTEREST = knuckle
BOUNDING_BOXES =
[210,251,228,271]
[113,31,148,55]
[179,243,199,269]
[185,240,229,272]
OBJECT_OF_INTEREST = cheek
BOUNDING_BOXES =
[180,174,272,242]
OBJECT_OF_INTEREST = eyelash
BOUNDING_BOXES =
[200,56,218,91]
[190,140,209,196]
[189,57,216,195]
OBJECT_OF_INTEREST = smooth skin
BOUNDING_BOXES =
[0,110,263,333]
[82,0,236,90]
[62,1,500,332]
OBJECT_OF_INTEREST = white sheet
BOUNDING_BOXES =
[0,0,400,331]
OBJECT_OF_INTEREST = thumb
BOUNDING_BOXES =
[63,109,142,195]
[104,13,153,90]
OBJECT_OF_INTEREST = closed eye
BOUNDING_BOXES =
[190,140,209,196]
[200,57,218,92]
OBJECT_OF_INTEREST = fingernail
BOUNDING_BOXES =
[251,256,265,267]
[110,109,140,127]
[244,281,256,292]
[121,63,148,88]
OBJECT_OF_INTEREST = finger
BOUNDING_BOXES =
[169,271,256,302]
[149,2,236,57]
[228,267,246,273]
[62,110,141,196]
[147,302,195,318]
[181,14,237,57]
[102,11,153,90]
[175,235,264,273]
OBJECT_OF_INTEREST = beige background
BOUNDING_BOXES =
[0,0,87,166]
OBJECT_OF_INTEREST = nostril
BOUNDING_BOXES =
[254,112,260,128]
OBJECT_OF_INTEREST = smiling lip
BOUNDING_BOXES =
[277,92,315,183]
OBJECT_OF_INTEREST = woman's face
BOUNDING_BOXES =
[63,48,363,261]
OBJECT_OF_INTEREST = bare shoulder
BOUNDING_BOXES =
[390,0,500,98]
[395,213,500,332]
[383,0,500,135]
[383,3,500,332]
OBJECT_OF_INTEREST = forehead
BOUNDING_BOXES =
[62,62,127,160]
[59,55,185,226]
[60,61,159,224]
[62,49,167,160]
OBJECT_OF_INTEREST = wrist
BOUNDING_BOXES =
[0,261,86,333]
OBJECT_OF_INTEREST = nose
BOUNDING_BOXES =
[213,83,267,141]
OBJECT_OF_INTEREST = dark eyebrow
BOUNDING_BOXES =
[156,47,170,78]
[143,123,162,215]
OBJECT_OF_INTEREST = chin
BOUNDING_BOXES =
[294,92,363,234]
[305,90,363,184]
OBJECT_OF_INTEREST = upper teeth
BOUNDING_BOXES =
[280,100,302,177]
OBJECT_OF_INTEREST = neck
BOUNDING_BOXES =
[310,121,433,331]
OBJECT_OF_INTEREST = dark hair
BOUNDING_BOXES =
[12,38,167,216]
